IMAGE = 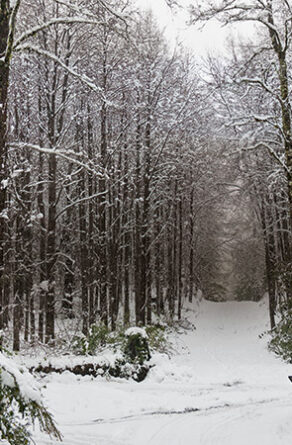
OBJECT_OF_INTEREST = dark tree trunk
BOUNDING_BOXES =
[13,288,21,351]
[167,215,175,317]
[98,34,109,325]
[178,195,183,320]
[142,116,151,325]
[45,151,57,343]
[134,116,144,325]
[79,169,88,335]
[87,106,96,326]
[154,209,162,316]
[189,186,195,302]
[37,150,46,343]
[99,101,108,326]
[13,213,23,352]
[261,197,277,329]
[267,4,292,308]
[0,1,10,336]
[122,149,130,326]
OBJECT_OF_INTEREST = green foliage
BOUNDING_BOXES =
[0,385,29,445]
[123,330,151,365]
[276,262,292,305]
[72,323,168,360]
[72,324,126,355]
[0,358,62,445]
[109,358,150,382]
[268,309,292,363]
[72,324,110,355]
[145,324,168,353]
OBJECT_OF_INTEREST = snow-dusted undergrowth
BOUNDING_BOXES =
[0,351,61,445]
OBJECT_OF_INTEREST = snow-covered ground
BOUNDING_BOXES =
[32,298,292,445]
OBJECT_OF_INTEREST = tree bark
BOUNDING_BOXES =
[0,1,10,335]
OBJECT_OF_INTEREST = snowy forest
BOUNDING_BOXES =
[0,1,292,445]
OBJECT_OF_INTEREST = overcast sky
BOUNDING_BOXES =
[135,0,256,57]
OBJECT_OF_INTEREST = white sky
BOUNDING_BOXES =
[135,0,256,57]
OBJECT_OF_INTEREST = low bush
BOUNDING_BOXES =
[72,324,112,355]
[268,309,292,363]
[145,324,168,353]
[72,323,168,357]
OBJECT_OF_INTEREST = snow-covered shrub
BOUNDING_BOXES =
[123,327,151,365]
[72,322,169,359]
[268,310,292,363]
[0,352,61,445]
[113,359,150,382]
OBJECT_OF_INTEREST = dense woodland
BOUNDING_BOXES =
[0,0,291,351]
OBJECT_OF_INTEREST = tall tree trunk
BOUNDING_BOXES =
[122,149,130,326]
[79,168,88,335]
[0,1,11,336]
[45,75,58,343]
[134,115,143,325]
[13,214,23,351]
[261,196,277,328]
[154,209,162,316]
[189,186,195,302]
[99,101,108,326]
[87,105,96,326]
[37,150,46,343]
[62,169,75,318]
[178,194,183,320]
[268,2,292,307]
[0,0,21,340]
[167,207,175,317]
[99,32,108,325]
[142,115,151,325]
[45,151,57,343]
[12,287,21,351]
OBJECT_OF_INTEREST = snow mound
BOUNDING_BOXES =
[0,351,42,403]
[147,353,195,384]
[125,327,148,338]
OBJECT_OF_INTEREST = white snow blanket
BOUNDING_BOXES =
[29,298,292,445]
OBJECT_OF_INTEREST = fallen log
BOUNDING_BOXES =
[30,360,151,382]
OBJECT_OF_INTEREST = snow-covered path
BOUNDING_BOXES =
[34,299,292,445]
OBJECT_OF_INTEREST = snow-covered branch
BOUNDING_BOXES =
[13,17,106,51]
[240,77,281,103]
[243,142,289,173]
[15,44,103,96]
[9,142,104,177]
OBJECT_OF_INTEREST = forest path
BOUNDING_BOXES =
[174,299,285,385]
[34,299,292,445]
